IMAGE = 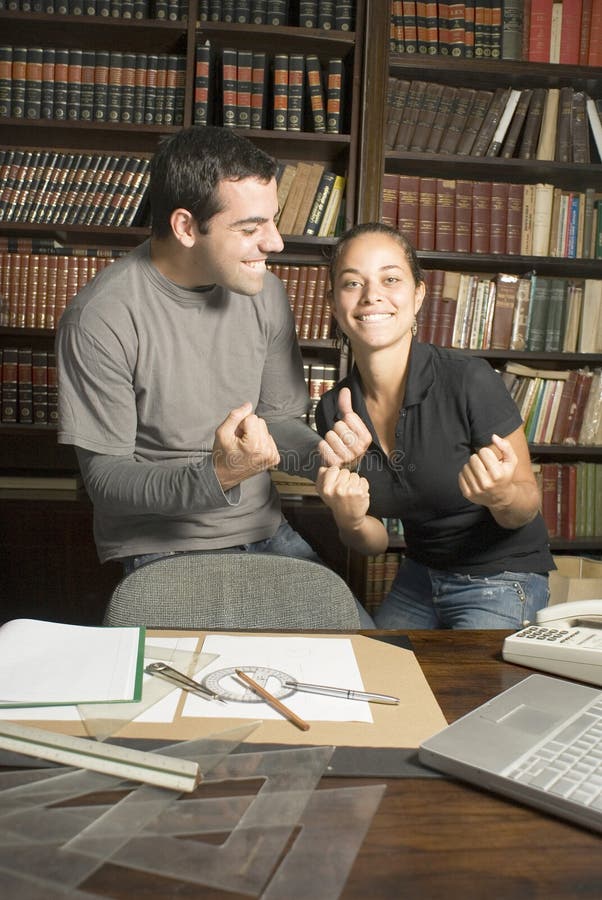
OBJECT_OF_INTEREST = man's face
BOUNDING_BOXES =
[192,176,284,295]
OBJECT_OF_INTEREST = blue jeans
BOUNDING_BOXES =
[374,557,550,630]
[121,521,375,628]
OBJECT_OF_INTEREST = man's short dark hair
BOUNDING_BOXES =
[149,126,278,238]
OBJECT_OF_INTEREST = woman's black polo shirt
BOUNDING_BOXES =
[315,341,553,576]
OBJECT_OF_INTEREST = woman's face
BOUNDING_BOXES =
[331,232,425,352]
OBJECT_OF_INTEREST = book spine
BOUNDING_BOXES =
[272,52,288,131]
[10,46,27,119]
[24,47,43,120]
[194,42,211,126]
[250,50,267,129]
[305,53,326,133]
[286,53,305,132]
[325,57,343,134]
[66,48,83,122]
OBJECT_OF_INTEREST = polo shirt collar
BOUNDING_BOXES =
[348,339,435,413]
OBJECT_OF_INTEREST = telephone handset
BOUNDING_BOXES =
[502,599,602,686]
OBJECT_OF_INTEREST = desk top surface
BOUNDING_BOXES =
[5,630,601,899]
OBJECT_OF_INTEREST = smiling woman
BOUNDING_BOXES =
[314,222,554,631]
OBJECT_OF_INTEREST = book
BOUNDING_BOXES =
[489,181,509,253]
[277,161,314,234]
[272,52,288,130]
[317,173,345,237]
[531,182,555,256]
[292,161,325,234]
[0,618,144,707]
[517,87,546,159]
[326,57,344,134]
[250,50,268,129]
[438,87,476,155]
[490,273,519,349]
[455,89,494,155]
[396,174,419,244]
[500,88,533,158]
[305,54,326,133]
[384,77,411,148]
[434,178,455,251]
[409,82,444,151]
[286,52,305,131]
[586,96,602,164]
[535,87,560,160]
[394,79,428,150]
[304,169,336,235]
[528,0,554,61]
[486,87,521,156]
[471,86,511,157]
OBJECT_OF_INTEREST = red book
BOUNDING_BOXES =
[417,177,436,251]
[453,180,472,253]
[550,369,578,444]
[381,173,399,228]
[563,370,593,446]
[435,270,461,347]
[423,268,445,343]
[396,174,419,245]
[540,462,560,538]
[470,181,492,253]
[489,182,509,254]
[559,463,577,540]
[309,266,329,340]
[588,0,602,65]
[579,0,593,63]
[528,0,554,61]
[506,182,524,256]
[559,0,583,63]
[490,273,519,350]
[435,179,456,252]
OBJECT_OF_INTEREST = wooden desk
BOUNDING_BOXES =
[7,631,602,898]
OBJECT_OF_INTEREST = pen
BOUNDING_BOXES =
[284,681,400,705]
[235,669,310,732]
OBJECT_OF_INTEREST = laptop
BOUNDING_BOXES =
[418,673,602,833]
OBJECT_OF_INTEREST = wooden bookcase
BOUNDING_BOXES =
[351,1,602,607]
[2,0,601,619]
[0,0,366,623]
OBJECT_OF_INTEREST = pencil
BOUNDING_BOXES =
[234,669,310,732]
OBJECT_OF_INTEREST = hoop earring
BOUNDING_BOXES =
[411,317,418,336]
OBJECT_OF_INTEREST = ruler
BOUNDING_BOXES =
[0,722,200,792]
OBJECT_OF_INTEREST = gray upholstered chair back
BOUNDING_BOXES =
[103,552,361,629]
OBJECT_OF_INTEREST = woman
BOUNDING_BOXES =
[315,222,553,629]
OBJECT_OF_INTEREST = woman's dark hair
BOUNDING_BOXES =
[328,222,424,288]
[149,126,278,238]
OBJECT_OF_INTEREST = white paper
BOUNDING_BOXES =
[0,637,198,723]
[0,618,143,705]
[182,635,373,723]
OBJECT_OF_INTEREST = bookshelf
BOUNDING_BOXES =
[350,0,602,605]
[0,0,367,623]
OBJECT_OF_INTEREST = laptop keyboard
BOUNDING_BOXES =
[505,699,602,808]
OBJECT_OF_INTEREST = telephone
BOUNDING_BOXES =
[502,599,602,686]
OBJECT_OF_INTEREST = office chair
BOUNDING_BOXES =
[103,552,362,629]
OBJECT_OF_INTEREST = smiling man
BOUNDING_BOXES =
[55,127,372,624]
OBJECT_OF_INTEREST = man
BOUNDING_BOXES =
[56,126,370,619]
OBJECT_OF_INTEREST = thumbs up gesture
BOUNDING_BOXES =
[318,387,372,469]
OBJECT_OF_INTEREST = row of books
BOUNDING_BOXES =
[269,262,333,340]
[385,78,602,165]
[382,175,602,259]
[194,44,344,134]
[198,0,356,29]
[0,46,186,126]
[0,251,118,329]
[523,0,602,66]
[390,0,504,59]
[389,0,602,65]
[363,550,402,613]
[503,364,602,446]
[417,271,602,353]
[1,0,189,17]
[275,161,346,236]
[0,150,151,227]
[0,347,57,426]
[538,462,602,541]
